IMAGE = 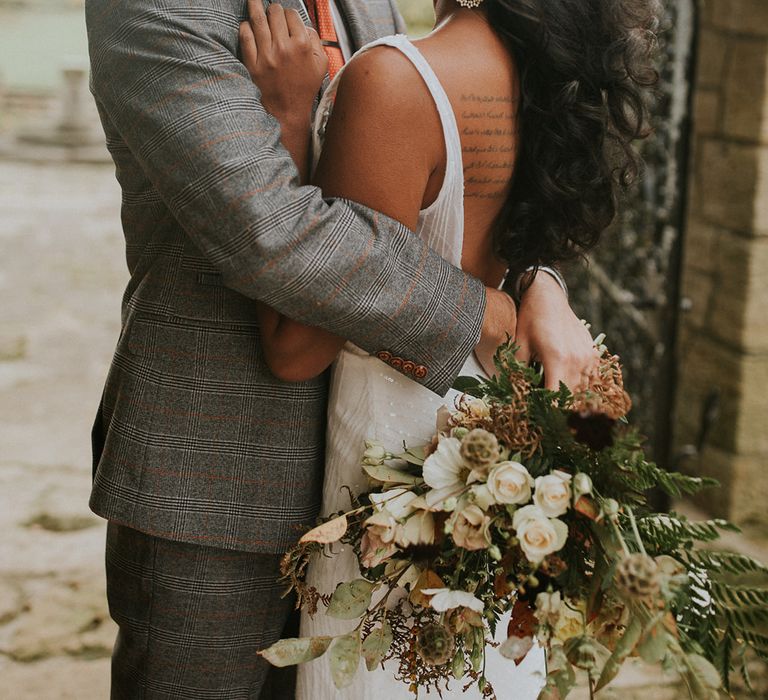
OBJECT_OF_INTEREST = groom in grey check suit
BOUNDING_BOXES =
[85,0,560,697]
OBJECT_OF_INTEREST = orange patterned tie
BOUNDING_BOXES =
[307,0,345,80]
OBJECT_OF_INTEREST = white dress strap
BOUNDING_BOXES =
[313,34,466,269]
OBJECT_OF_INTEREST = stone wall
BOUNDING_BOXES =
[674,0,768,528]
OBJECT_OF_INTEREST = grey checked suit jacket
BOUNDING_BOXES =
[86,0,486,553]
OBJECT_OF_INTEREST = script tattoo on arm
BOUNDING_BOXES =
[460,93,517,200]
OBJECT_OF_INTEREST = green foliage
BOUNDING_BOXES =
[329,631,362,689]
[327,579,376,619]
[361,619,394,671]
[683,550,768,577]
[635,514,738,555]
[259,636,333,667]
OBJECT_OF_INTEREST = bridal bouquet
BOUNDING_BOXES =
[262,340,767,699]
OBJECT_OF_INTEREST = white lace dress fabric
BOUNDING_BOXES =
[296,35,546,700]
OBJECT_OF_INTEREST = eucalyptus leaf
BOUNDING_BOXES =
[259,636,333,667]
[452,649,465,679]
[362,464,423,485]
[329,632,362,689]
[397,445,428,466]
[299,514,348,544]
[595,616,642,691]
[687,653,722,690]
[547,645,576,698]
[361,620,394,671]
[637,620,671,665]
[327,579,375,620]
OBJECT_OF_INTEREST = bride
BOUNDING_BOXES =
[239,0,658,696]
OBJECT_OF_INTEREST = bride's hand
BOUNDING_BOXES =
[239,0,328,123]
[515,273,600,392]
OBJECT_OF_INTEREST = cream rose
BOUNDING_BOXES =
[553,599,586,642]
[572,472,593,499]
[487,461,534,505]
[533,470,573,517]
[534,590,562,627]
[465,397,491,420]
[512,505,568,563]
[449,504,492,551]
[362,440,387,466]
[470,483,495,510]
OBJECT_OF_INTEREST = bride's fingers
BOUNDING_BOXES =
[542,362,567,391]
[239,22,258,74]
[247,0,272,51]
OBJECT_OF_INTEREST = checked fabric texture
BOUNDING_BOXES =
[85,0,482,556]
[106,522,297,699]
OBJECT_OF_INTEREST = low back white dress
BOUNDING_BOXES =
[295,35,546,700]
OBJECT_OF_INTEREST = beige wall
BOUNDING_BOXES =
[675,0,768,527]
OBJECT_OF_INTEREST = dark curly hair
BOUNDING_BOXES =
[483,0,661,286]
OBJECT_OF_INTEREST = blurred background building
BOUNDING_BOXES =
[0,0,766,697]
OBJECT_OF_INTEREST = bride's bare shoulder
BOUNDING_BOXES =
[335,41,434,113]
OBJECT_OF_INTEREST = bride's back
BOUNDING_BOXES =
[413,16,520,287]
[313,1,657,293]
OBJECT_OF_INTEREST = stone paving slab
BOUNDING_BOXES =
[0,656,111,700]
[1,160,123,696]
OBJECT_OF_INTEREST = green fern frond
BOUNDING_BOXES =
[711,581,768,609]
[635,515,737,555]
[683,550,768,577]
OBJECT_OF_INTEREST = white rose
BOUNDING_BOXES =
[470,483,496,510]
[465,398,491,420]
[533,470,573,517]
[363,440,387,465]
[534,590,562,627]
[512,505,568,563]
[487,461,534,505]
[573,472,593,499]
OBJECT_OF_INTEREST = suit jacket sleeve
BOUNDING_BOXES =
[85,0,486,396]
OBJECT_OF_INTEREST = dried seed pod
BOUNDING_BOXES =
[460,429,501,469]
[616,553,661,601]
[415,623,456,667]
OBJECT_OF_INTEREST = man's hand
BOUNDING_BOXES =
[478,273,599,392]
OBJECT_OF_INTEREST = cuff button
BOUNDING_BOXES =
[414,365,428,379]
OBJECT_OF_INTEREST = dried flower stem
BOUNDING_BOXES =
[625,507,647,557]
